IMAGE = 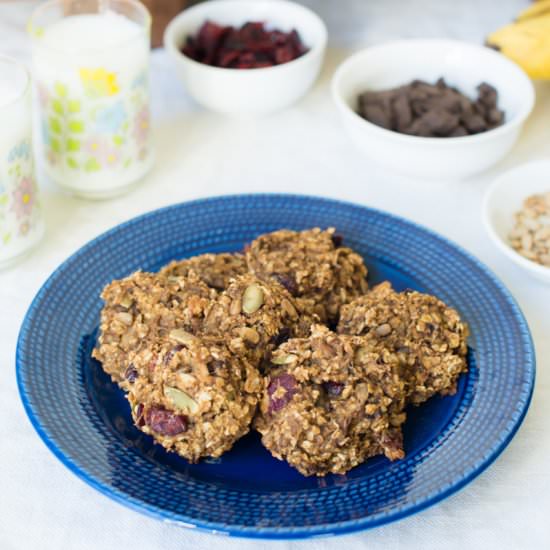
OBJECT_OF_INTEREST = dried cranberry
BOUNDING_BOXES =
[197,21,231,64]
[268,373,298,413]
[135,403,145,427]
[379,429,404,460]
[164,345,184,365]
[331,234,344,248]
[274,44,295,65]
[144,406,188,436]
[218,49,240,68]
[271,272,298,296]
[270,327,291,347]
[124,364,138,383]
[289,30,307,55]
[181,21,308,69]
[323,381,344,397]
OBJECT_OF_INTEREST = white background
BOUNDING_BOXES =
[1,1,549,549]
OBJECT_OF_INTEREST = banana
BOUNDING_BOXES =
[487,3,550,79]
[516,0,550,22]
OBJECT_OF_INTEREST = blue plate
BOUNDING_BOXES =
[17,194,535,539]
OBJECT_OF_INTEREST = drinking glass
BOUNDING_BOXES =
[0,56,44,269]
[29,0,153,199]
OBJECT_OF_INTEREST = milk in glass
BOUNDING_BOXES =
[31,3,153,198]
[0,57,43,267]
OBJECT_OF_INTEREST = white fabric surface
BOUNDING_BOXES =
[1,1,550,549]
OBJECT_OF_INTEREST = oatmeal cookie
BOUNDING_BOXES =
[160,253,248,291]
[93,271,215,390]
[245,228,368,323]
[203,274,316,368]
[127,333,262,462]
[337,282,469,405]
[255,325,407,476]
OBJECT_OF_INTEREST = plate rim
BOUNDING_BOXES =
[16,193,536,539]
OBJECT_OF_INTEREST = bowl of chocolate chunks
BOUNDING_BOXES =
[332,39,534,180]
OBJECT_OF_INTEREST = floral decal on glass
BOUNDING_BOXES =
[38,67,151,174]
[0,138,41,247]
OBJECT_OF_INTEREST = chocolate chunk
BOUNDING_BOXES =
[404,118,434,137]
[393,93,413,131]
[487,108,504,126]
[363,104,392,130]
[420,109,460,136]
[448,125,468,137]
[477,83,498,108]
[462,112,487,133]
[357,78,504,138]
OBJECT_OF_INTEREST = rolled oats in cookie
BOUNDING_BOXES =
[245,228,368,323]
[92,271,215,390]
[337,282,469,405]
[255,325,407,477]
[160,253,248,291]
[203,274,316,368]
[128,334,262,462]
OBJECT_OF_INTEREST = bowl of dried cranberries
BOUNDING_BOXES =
[164,0,327,115]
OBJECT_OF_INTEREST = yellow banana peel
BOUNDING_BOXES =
[487,2,550,79]
[516,0,550,22]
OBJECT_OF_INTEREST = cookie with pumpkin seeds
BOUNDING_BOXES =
[128,332,262,462]
[92,270,215,391]
[202,273,317,368]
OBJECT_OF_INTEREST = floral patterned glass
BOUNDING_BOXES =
[0,56,44,269]
[29,0,153,199]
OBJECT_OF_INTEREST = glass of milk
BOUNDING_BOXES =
[29,0,153,199]
[0,56,44,269]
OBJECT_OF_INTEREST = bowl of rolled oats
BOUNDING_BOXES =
[484,160,550,284]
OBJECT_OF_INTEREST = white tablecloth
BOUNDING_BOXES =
[2,1,549,549]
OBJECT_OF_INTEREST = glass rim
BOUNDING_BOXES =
[0,55,31,110]
[28,0,152,53]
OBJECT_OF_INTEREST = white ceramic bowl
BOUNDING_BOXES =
[331,40,535,180]
[484,160,550,285]
[164,0,327,115]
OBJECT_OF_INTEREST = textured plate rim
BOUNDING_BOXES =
[16,193,536,539]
